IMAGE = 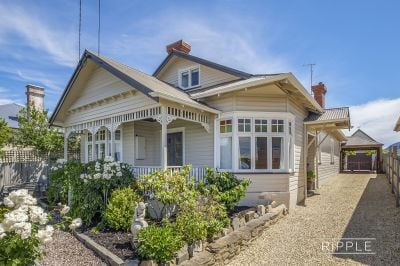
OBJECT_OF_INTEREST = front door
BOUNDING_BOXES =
[167,132,183,166]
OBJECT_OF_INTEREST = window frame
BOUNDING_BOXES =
[178,65,201,89]
[215,111,295,173]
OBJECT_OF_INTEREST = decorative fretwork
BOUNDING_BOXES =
[65,104,212,135]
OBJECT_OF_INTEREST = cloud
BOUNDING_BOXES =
[108,12,291,74]
[347,98,400,147]
[0,2,76,67]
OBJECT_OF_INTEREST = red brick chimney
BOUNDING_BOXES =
[26,84,45,111]
[166,40,191,54]
[311,82,327,108]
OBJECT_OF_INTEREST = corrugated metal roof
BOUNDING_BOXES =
[343,129,383,147]
[304,107,350,123]
[0,103,23,128]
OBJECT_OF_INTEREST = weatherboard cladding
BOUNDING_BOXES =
[304,107,349,123]
[343,129,383,148]
[0,103,23,128]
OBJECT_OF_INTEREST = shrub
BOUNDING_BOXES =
[174,208,207,245]
[138,224,183,263]
[201,168,251,210]
[103,187,142,231]
[48,157,135,226]
[0,189,54,265]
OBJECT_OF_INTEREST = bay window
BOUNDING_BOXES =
[217,112,295,172]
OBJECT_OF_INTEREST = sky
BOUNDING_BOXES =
[0,0,399,146]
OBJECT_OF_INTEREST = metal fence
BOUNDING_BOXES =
[382,152,400,207]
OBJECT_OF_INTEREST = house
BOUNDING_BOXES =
[341,129,383,172]
[49,40,350,208]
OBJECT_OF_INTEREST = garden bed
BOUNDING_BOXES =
[84,230,136,260]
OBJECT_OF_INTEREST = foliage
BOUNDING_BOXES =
[0,118,10,154]
[174,208,207,245]
[0,207,8,221]
[0,232,42,266]
[13,104,63,153]
[201,168,251,210]
[137,224,184,263]
[48,157,134,225]
[307,170,316,180]
[365,150,377,157]
[103,187,142,231]
[0,189,54,265]
[344,150,356,156]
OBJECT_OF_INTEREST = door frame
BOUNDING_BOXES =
[167,127,185,166]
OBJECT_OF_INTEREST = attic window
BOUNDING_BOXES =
[179,66,200,89]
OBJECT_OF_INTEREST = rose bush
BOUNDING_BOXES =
[0,189,54,265]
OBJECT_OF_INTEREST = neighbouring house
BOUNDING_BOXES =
[49,40,350,208]
[341,129,383,172]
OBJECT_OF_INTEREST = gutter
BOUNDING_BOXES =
[149,92,220,114]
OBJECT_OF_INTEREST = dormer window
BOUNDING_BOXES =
[179,66,200,89]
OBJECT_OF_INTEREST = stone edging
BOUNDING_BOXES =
[180,204,288,266]
[73,231,126,266]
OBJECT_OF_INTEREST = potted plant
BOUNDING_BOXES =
[307,170,316,190]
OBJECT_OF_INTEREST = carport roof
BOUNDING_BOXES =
[342,129,383,148]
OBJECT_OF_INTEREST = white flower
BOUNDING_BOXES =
[69,218,82,230]
[60,205,70,215]
[0,224,5,239]
[94,173,101,180]
[56,158,67,164]
[116,171,122,177]
[12,221,31,239]
[3,197,15,208]
[51,166,58,171]
[2,208,29,231]
[36,225,54,243]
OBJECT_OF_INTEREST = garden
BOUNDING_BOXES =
[0,156,256,265]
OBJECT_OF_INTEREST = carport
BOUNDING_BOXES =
[341,129,383,172]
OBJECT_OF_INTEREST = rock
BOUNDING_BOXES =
[221,227,232,236]
[266,204,273,213]
[244,211,255,222]
[231,217,241,231]
[193,240,203,252]
[254,212,259,219]
[175,244,189,264]
[140,260,157,266]
[256,205,266,216]
[125,259,140,266]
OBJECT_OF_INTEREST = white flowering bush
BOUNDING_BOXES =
[0,189,54,265]
[48,156,134,225]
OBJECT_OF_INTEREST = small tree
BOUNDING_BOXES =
[13,104,63,154]
[0,118,10,154]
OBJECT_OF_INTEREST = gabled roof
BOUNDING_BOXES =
[343,129,383,148]
[50,50,219,124]
[395,116,400,131]
[304,107,350,124]
[0,103,23,129]
[153,49,252,79]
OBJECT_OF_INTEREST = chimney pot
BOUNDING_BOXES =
[26,84,45,111]
[311,82,327,108]
[166,40,191,54]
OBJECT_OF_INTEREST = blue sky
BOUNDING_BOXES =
[0,0,399,145]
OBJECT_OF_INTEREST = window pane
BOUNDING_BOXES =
[191,69,199,86]
[272,119,284,133]
[88,133,92,142]
[220,137,232,169]
[239,137,251,169]
[255,137,268,169]
[181,71,189,88]
[255,119,268,132]
[115,143,121,161]
[115,130,121,141]
[88,144,92,161]
[238,118,251,132]
[272,137,284,169]
[220,119,232,133]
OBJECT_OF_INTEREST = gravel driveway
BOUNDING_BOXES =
[228,174,400,265]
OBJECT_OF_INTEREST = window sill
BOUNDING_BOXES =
[224,171,292,175]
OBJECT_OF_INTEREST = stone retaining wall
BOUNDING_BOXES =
[179,204,288,266]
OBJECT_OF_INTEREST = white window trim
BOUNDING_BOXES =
[85,128,124,163]
[178,65,201,89]
[330,138,335,164]
[215,111,295,173]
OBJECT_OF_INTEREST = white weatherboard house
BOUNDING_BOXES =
[50,40,350,208]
